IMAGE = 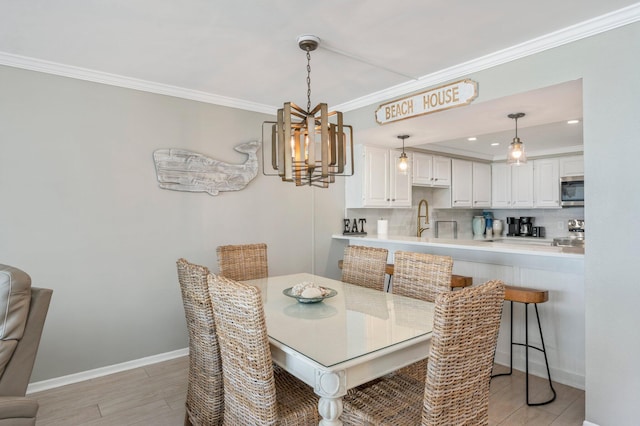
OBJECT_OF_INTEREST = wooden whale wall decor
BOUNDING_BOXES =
[153,140,260,196]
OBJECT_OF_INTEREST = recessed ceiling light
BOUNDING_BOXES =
[491,142,500,146]
[567,119,580,124]
[467,137,477,141]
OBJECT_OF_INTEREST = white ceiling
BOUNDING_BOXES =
[1,1,638,157]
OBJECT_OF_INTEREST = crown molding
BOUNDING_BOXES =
[0,52,277,115]
[1,4,638,114]
[334,3,640,112]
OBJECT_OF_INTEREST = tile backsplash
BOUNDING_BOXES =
[345,187,585,240]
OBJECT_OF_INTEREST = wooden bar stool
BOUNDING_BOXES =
[492,285,557,406]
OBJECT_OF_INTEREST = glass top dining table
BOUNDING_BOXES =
[244,272,435,426]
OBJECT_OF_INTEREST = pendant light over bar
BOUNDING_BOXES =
[262,35,354,187]
[397,135,409,174]
[507,112,527,165]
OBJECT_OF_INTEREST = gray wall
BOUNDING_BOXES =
[347,22,640,425]
[0,65,345,381]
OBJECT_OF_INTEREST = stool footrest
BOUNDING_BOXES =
[512,342,545,353]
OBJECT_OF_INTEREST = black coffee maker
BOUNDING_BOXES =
[519,217,534,236]
[506,217,520,236]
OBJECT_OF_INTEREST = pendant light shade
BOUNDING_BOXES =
[262,35,354,187]
[507,112,527,165]
[398,135,409,175]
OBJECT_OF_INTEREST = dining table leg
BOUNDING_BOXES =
[315,369,346,426]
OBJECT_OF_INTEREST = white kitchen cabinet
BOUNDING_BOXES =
[491,162,534,208]
[491,163,511,208]
[345,145,411,208]
[534,158,560,208]
[451,159,473,207]
[559,155,584,177]
[389,153,412,207]
[511,162,534,208]
[472,162,492,208]
[412,153,451,187]
[435,159,490,208]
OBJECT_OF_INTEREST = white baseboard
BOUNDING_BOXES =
[26,347,189,394]
[583,421,599,426]
[493,348,585,390]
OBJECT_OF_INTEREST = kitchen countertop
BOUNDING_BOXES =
[333,234,584,258]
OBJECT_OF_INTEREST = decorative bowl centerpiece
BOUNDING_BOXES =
[283,281,337,304]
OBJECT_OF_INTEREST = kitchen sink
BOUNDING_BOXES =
[482,238,552,246]
[552,236,585,247]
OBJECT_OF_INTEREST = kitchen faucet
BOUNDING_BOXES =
[417,199,429,237]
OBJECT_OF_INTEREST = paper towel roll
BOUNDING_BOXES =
[377,219,388,235]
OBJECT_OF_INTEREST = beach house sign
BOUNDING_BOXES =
[375,79,478,125]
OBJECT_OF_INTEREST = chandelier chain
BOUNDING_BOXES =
[306,50,312,113]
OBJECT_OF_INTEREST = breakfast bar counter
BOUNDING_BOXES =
[333,234,583,272]
[332,233,585,390]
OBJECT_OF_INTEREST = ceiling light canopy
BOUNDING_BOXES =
[507,112,527,165]
[262,35,353,187]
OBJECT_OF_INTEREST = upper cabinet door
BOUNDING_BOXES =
[560,155,584,177]
[472,162,492,207]
[412,153,434,185]
[534,159,560,208]
[511,162,534,208]
[390,153,412,207]
[363,146,390,207]
[451,159,473,207]
[491,163,511,208]
[432,156,452,187]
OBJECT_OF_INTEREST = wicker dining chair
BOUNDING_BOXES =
[341,245,388,292]
[392,251,453,382]
[392,251,454,302]
[341,280,505,426]
[208,273,320,425]
[176,258,224,426]
[216,243,268,281]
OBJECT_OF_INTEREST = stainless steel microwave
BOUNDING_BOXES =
[560,176,584,207]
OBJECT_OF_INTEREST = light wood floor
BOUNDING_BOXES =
[30,356,584,425]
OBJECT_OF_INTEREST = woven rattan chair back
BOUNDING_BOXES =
[422,280,505,425]
[208,274,319,425]
[392,251,453,302]
[176,258,223,426]
[341,245,388,291]
[340,280,505,425]
[216,243,268,281]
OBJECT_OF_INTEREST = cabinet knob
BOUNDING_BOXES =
[392,198,396,201]
[434,178,438,181]
[386,198,390,201]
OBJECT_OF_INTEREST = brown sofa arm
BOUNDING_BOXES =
[0,396,38,425]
